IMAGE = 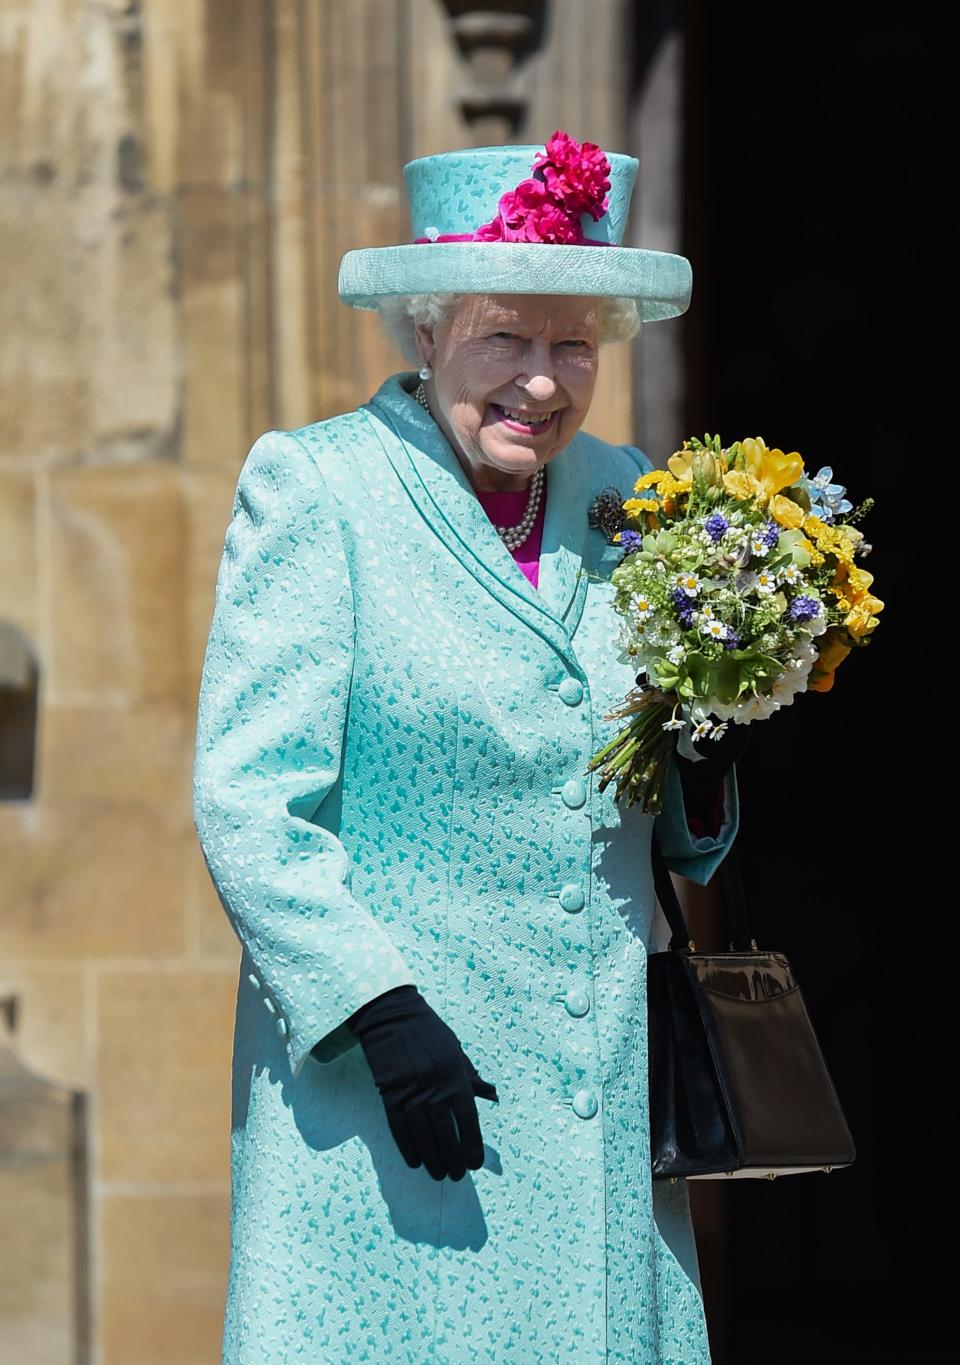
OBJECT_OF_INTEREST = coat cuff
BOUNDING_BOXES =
[310,1019,361,1065]
[654,755,740,885]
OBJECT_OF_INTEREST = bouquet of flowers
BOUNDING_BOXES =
[586,435,883,812]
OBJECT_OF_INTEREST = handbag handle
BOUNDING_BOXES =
[651,826,757,953]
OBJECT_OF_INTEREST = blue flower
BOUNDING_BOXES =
[619,529,643,553]
[760,520,779,548]
[800,466,852,524]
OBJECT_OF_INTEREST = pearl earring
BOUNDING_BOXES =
[418,363,433,381]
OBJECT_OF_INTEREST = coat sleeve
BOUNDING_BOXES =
[618,443,741,886]
[192,428,418,1078]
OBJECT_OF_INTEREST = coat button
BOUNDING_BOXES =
[558,677,584,706]
[564,988,590,1017]
[560,777,587,808]
[559,883,585,912]
[572,1088,599,1119]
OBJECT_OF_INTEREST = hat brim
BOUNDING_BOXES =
[338,243,692,322]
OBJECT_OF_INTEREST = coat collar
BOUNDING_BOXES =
[362,372,596,662]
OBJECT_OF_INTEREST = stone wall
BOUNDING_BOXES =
[0,2,635,1359]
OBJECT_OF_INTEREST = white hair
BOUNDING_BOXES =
[376,292,642,365]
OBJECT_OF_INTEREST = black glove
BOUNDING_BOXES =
[343,984,499,1182]
[674,722,753,825]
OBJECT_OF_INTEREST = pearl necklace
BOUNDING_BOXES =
[413,382,546,551]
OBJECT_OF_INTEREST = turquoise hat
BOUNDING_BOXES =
[338,135,692,323]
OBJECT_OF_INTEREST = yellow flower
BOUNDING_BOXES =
[723,469,762,501]
[795,535,825,566]
[826,587,852,612]
[623,497,660,515]
[816,633,853,674]
[667,449,723,486]
[633,468,690,498]
[740,437,805,500]
[667,450,694,480]
[768,493,806,529]
[803,515,858,565]
[845,601,883,640]
[634,469,670,492]
[844,565,878,604]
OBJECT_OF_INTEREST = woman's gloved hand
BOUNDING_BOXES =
[675,721,753,827]
[344,984,499,1182]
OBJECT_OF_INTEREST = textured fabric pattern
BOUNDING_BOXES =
[193,372,740,1363]
[338,241,693,321]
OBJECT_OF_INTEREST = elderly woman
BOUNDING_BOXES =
[194,135,742,1364]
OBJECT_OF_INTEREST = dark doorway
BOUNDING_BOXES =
[672,4,937,1361]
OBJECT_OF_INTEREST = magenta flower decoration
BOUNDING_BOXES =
[532,130,612,220]
[498,179,585,243]
[471,130,611,244]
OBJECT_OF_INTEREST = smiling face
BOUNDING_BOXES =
[414,293,602,492]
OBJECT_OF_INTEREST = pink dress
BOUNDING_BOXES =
[473,483,546,591]
[474,476,725,840]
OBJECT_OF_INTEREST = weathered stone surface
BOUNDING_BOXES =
[46,462,186,705]
[96,970,236,1183]
[100,1191,230,1365]
[0,970,89,1088]
[0,1034,88,1364]
[0,1,638,1357]
[0,799,187,960]
[0,475,38,643]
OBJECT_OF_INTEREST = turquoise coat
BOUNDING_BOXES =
[193,372,740,1363]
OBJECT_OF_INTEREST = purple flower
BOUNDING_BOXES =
[619,529,642,553]
[723,630,742,650]
[704,512,728,543]
[761,520,780,549]
[672,588,696,626]
[789,595,821,623]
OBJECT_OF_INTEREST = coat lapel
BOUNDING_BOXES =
[363,374,594,665]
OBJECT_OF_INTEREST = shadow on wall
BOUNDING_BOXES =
[0,621,38,800]
[0,995,91,1364]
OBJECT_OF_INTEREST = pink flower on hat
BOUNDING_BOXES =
[492,179,585,243]
[532,130,611,221]
[465,131,612,244]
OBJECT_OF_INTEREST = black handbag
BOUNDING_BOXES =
[647,828,857,1182]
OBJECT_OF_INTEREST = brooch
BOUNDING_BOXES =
[587,486,627,544]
